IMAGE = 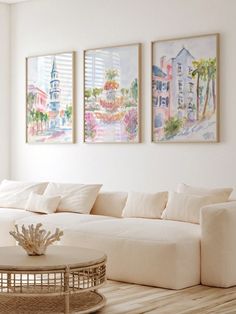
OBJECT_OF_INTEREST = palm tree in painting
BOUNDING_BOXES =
[192,58,217,119]
[130,78,138,103]
[27,92,37,130]
[27,92,36,110]
[65,105,73,123]
[35,111,40,134]
[43,113,49,131]
[105,69,119,81]
[28,108,36,135]
[202,58,217,118]
[39,112,45,132]
[92,88,103,100]
[85,89,92,101]
[210,58,217,114]
[120,88,129,97]
[192,59,205,120]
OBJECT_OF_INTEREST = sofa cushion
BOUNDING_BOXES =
[162,191,218,224]
[43,182,102,214]
[177,183,233,202]
[15,212,115,232]
[0,208,38,246]
[61,218,200,289]
[91,192,127,217]
[25,192,61,214]
[0,180,48,209]
[122,191,168,219]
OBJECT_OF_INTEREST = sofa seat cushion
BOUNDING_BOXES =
[15,213,116,232]
[61,218,201,289]
[0,208,38,246]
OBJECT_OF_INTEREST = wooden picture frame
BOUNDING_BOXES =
[84,43,141,143]
[151,34,219,143]
[26,51,75,144]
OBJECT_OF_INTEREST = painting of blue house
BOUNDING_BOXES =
[171,47,196,121]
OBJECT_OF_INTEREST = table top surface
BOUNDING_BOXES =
[0,246,106,271]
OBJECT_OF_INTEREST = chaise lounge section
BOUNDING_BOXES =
[61,217,201,289]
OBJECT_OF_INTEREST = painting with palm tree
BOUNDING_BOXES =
[26,52,74,143]
[152,34,219,142]
[84,44,140,143]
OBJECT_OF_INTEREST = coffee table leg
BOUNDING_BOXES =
[64,266,70,314]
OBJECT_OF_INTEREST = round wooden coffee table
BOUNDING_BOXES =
[0,246,106,314]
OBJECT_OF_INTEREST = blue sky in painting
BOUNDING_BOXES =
[85,45,138,89]
[153,35,216,66]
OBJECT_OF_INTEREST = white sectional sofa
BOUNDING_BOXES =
[0,181,235,290]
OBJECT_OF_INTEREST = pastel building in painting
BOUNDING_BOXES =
[170,47,196,121]
[152,58,172,137]
[27,84,48,112]
[153,47,197,136]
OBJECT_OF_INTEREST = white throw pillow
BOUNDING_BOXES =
[25,192,61,214]
[122,191,168,219]
[0,180,48,209]
[177,183,233,202]
[43,182,102,214]
[91,192,128,218]
[162,191,218,224]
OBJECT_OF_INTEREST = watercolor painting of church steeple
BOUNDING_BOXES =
[49,57,61,129]
[26,52,74,143]
[152,34,219,143]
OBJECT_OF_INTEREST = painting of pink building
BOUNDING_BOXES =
[152,34,218,143]
[152,56,172,139]
[28,85,48,112]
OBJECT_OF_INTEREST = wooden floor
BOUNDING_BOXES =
[97,280,236,314]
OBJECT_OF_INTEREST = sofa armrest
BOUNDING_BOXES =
[200,201,236,287]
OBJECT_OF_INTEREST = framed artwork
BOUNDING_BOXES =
[26,52,75,144]
[152,34,219,143]
[84,44,141,143]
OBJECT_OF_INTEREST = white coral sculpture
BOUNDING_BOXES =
[9,223,64,256]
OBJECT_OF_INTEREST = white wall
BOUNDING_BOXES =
[0,4,10,181]
[10,0,236,193]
